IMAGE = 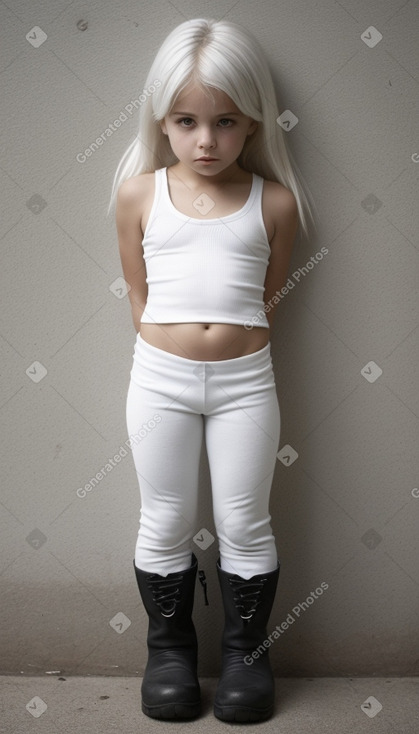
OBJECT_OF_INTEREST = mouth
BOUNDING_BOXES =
[196,157,219,161]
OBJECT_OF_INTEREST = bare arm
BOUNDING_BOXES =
[263,186,299,329]
[115,178,148,333]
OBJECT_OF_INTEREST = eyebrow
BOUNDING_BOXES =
[169,111,241,117]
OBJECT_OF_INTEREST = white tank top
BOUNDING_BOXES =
[140,167,270,328]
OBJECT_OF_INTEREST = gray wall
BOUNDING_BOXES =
[1,0,418,677]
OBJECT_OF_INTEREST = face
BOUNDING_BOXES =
[159,82,258,177]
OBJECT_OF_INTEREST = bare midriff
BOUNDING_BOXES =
[139,323,269,361]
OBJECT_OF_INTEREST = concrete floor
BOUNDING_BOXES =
[0,676,418,733]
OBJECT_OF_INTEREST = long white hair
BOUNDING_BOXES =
[107,17,317,238]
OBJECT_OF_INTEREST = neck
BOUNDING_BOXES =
[169,161,246,189]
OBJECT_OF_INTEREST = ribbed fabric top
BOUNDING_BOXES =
[140,167,270,328]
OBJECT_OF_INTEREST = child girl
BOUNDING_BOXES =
[109,17,315,723]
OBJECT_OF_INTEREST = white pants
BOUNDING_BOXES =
[126,333,281,579]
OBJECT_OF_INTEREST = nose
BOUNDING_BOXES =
[197,125,216,150]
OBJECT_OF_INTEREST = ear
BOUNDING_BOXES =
[247,119,258,136]
[160,120,167,135]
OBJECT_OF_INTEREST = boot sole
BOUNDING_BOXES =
[142,700,201,720]
[214,702,273,723]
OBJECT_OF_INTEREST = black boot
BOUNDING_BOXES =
[214,559,280,722]
[133,554,201,720]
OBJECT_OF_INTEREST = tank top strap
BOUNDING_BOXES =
[142,168,166,237]
[248,173,264,213]
[157,166,171,209]
[154,166,165,203]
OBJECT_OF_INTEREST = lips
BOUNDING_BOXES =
[196,157,218,161]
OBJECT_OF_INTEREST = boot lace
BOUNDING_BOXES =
[146,574,183,618]
[228,576,267,623]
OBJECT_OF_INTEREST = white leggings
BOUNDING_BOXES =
[126,333,281,579]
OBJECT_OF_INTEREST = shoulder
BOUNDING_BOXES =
[261,178,299,242]
[262,179,298,219]
[261,178,299,241]
[116,172,155,205]
[116,173,156,235]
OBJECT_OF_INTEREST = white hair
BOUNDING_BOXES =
[107,17,317,238]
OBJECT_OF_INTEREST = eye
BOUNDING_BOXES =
[176,117,194,127]
[174,117,235,128]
